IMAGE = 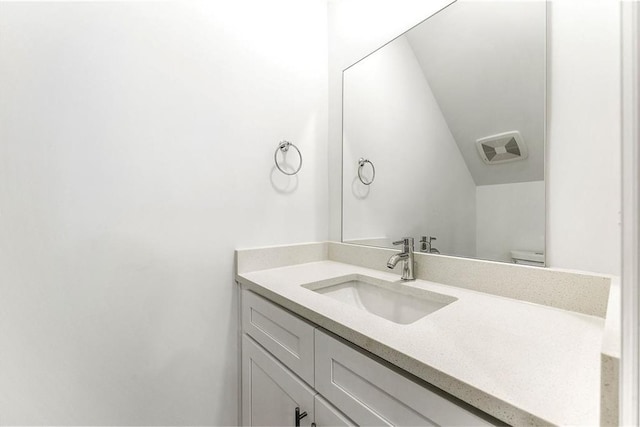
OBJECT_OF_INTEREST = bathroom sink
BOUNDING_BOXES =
[302,275,457,325]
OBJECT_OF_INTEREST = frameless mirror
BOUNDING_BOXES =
[342,1,546,266]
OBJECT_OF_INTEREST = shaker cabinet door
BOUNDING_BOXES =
[242,334,316,426]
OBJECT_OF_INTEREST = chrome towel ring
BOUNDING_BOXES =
[274,141,302,175]
[357,158,375,185]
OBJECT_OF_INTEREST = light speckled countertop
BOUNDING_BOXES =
[237,260,605,426]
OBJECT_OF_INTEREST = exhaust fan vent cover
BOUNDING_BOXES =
[475,131,528,165]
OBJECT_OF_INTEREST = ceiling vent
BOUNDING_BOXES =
[475,131,527,165]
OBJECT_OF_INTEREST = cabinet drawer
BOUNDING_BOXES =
[242,289,315,385]
[242,335,316,426]
[315,330,495,426]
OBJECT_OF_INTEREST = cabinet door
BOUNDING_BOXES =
[314,395,356,427]
[242,334,316,426]
[315,330,495,427]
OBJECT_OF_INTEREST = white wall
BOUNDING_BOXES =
[546,0,621,275]
[329,0,622,276]
[342,36,476,256]
[476,181,545,263]
[0,1,328,425]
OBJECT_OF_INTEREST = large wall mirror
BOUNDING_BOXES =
[342,1,546,266]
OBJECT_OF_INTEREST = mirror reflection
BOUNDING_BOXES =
[342,1,546,266]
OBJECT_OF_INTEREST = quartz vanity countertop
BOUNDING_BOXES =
[237,260,605,426]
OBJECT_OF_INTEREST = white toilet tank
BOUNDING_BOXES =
[510,250,545,266]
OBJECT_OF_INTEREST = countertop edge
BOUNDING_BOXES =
[600,277,621,426]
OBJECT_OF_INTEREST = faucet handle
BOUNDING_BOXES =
[392,237,414,250]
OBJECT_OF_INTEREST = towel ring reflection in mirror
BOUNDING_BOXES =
[274,141,302,175]
[357,158,375,185]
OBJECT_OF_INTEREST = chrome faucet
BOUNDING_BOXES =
[387,237,415,280]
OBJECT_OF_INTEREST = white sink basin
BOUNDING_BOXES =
[302,274,457,325]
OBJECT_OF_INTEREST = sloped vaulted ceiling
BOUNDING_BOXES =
[405,1,546,186]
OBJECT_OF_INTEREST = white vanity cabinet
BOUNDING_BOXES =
[240,289,497,427]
